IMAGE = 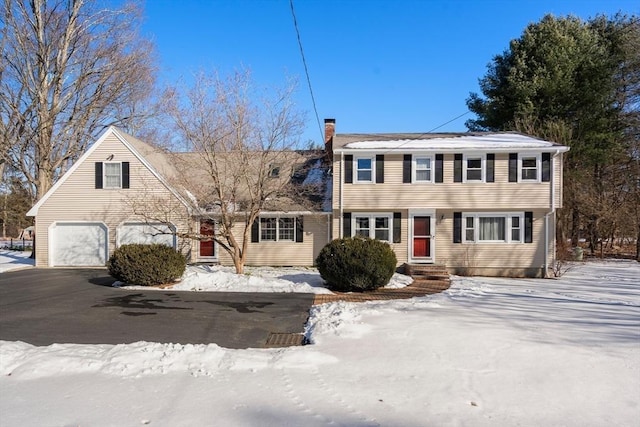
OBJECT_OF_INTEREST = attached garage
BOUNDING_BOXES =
[117,222,176,248]
[50,222,108,266]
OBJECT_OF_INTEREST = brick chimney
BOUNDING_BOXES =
[324,118,335,154]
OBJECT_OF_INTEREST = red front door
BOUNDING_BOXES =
[200,221,215,257]
[413,216,431,258]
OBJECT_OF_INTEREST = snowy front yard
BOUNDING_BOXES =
[1,260,638,426]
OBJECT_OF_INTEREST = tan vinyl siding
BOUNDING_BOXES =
[334,153,556,210]
[34,133,191,267]
[435,209,549,277]
[330,209,407,267]
[216,214,329,267]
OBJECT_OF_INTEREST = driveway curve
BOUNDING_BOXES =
[0,269,313,349]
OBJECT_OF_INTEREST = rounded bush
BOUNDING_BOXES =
[107,243,186,286]
[315,237,397,292]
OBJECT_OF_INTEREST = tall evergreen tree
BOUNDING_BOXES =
[466,14,639,257]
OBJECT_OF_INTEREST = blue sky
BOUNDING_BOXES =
[141,0,638,146]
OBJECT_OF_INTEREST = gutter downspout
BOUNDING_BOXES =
[544,149,561,277]
[339,152,344,238]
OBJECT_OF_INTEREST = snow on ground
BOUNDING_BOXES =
[1,260,639,426]
[117,265,413,294]
[0,250,34,273]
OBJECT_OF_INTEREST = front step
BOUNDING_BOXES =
[403,263,451,288]
[403,263,449,276]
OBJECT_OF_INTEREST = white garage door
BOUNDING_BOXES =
[117,223,176,248]
[51,222,108,266]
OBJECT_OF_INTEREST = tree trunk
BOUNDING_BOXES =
[30,234,36,259]
[571,207,580,246]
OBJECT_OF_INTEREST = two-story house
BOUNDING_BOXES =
[325,119,569,277]
[27,120,569,278]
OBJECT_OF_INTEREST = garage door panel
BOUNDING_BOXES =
[51,223,107,266]
[117,223,176,247]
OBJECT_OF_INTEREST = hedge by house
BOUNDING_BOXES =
[107,243,186,286]
[315,237,397,292]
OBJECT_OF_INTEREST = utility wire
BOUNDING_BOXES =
[289,0,323,143]
[377,110,473,155]
[425,110,472,134]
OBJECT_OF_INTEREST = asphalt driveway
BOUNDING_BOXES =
[0,269,314,349]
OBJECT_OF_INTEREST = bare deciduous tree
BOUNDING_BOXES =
[0,0,156,201]
[161,70,308,274]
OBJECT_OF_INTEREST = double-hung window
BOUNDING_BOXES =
[260,217,297,242]
[413,156,433,183]
[104,162,122,188]
[520,154,540,182]
[355,157,374,183]
[463,154,484,182]
[462,213,523,243]
[353,214,392,242]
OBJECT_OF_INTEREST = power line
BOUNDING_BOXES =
[425,110,472,134]
[289,0,323,143]
[377,110,473,155]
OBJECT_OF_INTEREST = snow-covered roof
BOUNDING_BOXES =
[334,132,569,153]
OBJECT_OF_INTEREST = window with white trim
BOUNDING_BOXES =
[462,213,524,243]
[353,214,392,242]
[413,156,433,183]
[511,215,521,242]
[355,157,374,183]
[260,217,297,242]
[520,154,540,182]
[463,154,484,182]
[104,162,122,188]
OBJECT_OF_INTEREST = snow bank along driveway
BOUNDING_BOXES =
[1,260,638,426]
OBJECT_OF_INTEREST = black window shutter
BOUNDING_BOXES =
[403,154,411,183]
[453,212,462,243]
[122,162,130,189]
[486,153,495,182]
[376,154,384,183]
[524,211,533,243]
[251,219,259,243]
[393,212,401,243]
[296,216,304,243]
[95,162,103,189]
[344,155,353,184]
[343,212,352,238]
[509,153,518,182]
[542,153,551,182]
[435,154,443,183]
[454,154,462,182]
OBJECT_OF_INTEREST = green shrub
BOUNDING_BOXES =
[107,243,186,286]
[315,237,397,292]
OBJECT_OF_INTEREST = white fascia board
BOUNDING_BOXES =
[27,126,118,216]
[197,211,329,217]
[334,146,570,155]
